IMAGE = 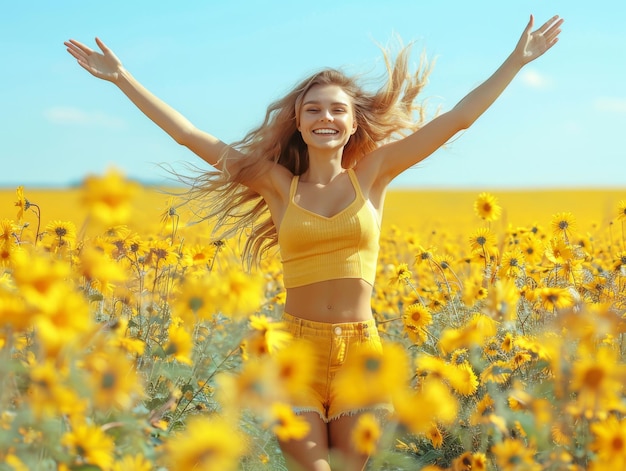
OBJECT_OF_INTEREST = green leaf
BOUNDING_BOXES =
[88,293,104,302]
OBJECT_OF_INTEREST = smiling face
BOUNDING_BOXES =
[297,84,357,153]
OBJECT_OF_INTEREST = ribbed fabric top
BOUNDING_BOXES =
[278,169,380,288]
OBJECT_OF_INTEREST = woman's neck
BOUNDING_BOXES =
[303,150,345,184]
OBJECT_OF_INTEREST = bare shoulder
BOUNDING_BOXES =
[268,163,294,199]
[245,161,293,205]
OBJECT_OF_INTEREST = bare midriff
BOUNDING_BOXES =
[284,278,374,323]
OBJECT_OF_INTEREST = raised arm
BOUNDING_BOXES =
[64,37,239,170]
[370,14,563,184]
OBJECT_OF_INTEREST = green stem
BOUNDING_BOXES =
[30,203,41,245]
[168,344,241,429]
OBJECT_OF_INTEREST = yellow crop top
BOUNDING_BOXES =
[278,168,380,288]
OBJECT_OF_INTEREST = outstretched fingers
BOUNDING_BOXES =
[95,37,111,54]
[537,15,564,45]
[538,15,563,34]
[65,39,92,57]
[64,39,93,66]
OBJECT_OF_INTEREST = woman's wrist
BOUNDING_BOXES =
[114,66,131,86]
[506,49,527,71]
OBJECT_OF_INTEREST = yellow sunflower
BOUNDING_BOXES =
[426,423,443,448]
[438,313,498,355]
[85,348,144,410]
[351,413,382,455]
[445,361,479,396]
[402,303,432,345]
[28,360,88,420]
[491,437,541,471]
[113,454,153,471]
[550,211,576,239]
[617,200,626,221]
[163,416,245,471]
[389,262,412,285]
[270,402,311,442]
[571,346,625,418]
[171,274,216,323]
[273,339,315,402]
[393,377,458,435]
[612,251,626,272]
[247,314,292,356]
[480,360,512,385]
[165,321,194,365]
[80,168,140,226]
[61,423,116,471]
[334,341,409,407]
[0,219,16,246]
[590,415,626,470]
[469,227,496,252]
[498,247,525,279]
[519,233,544,265]
[534,286,574,312]
[473,192,502,222]
[14,185,30,221]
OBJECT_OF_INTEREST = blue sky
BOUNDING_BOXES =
[2,1,624,189]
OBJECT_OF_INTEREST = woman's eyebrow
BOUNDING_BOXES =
[303,100,349,107]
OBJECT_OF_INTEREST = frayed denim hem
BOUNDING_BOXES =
[292,406,328,423]
[293,404,394,424]
[327,403,395,423]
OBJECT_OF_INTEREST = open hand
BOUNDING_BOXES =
[515,15,564,65]
[64,37,123,82]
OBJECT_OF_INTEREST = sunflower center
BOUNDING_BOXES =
[102,372,117,390]
[189,297,204,312]
[280,365,294,379]
[154,248,168,260]
[365,357,381,372]
[583,367,604,389]
[547,294,559,304]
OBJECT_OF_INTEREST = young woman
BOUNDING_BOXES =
[65,14,562,471]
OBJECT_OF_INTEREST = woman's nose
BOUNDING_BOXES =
[320,109,334,121]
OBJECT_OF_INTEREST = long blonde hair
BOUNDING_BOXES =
[182,42,431,269]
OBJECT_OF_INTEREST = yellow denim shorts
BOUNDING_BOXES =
[281,312,393,423]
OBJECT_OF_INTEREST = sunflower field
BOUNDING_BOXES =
[1,169,625,470]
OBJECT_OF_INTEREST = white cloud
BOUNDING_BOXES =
[593,97,626,114]
[519,69,552,89]
[43,106,126,128]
